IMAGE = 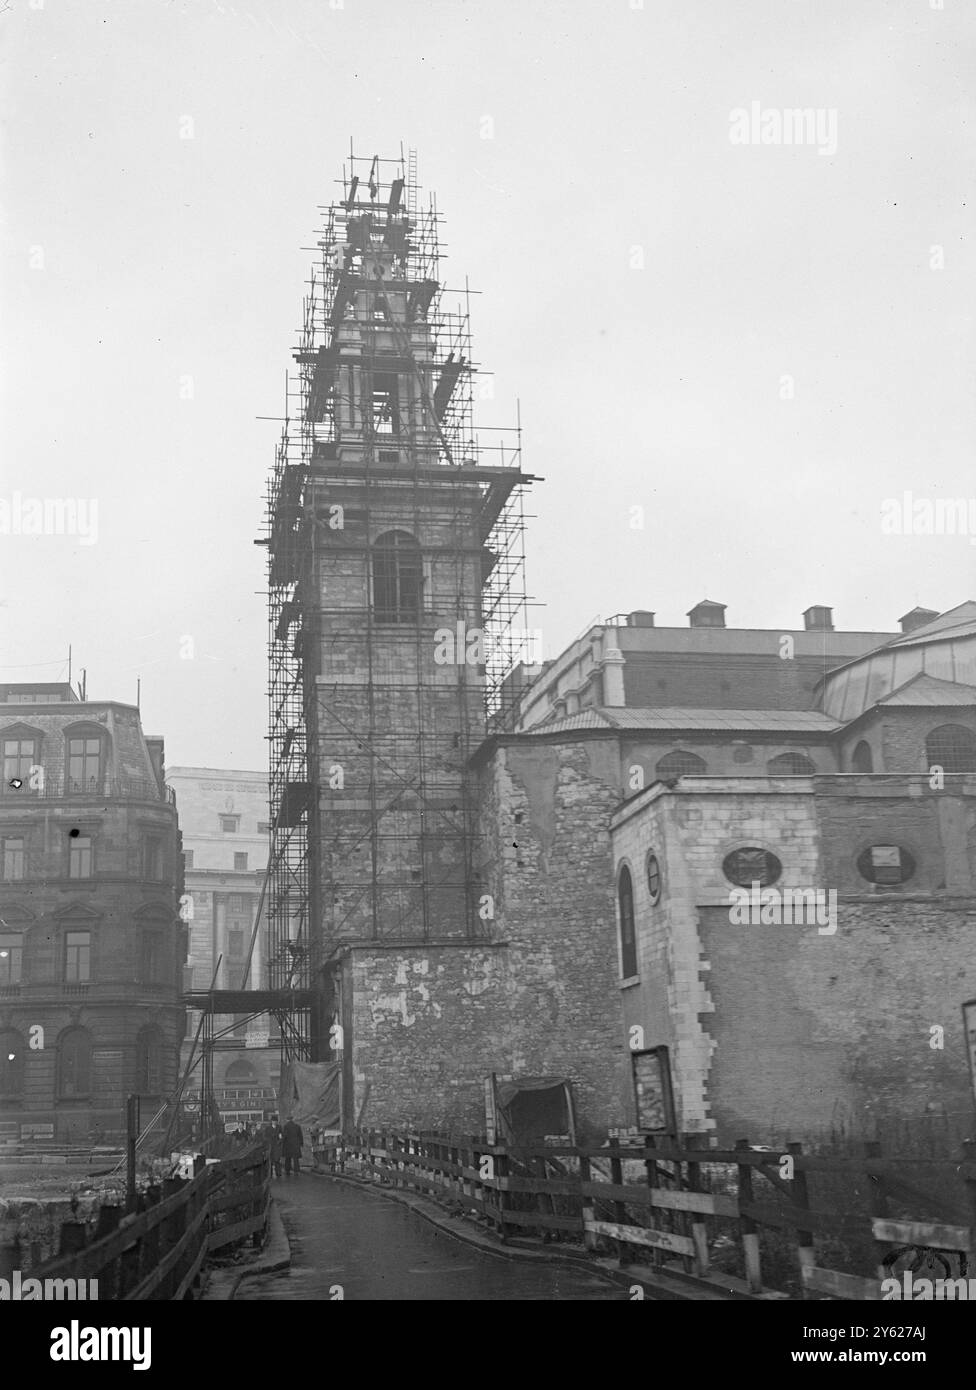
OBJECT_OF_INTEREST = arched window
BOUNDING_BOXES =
[767,752,815,775]
[136,1028,163,1094]
[225,1058,257,1085]
[852,740,874,773]
[0,1028,24,1097]
[656,750,706,780]
[617,865,638,979]
[372,530,422,624]
[57,1027,93,1099]
[925,724,976,774]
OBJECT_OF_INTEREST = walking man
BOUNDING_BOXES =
[262,1115,284,1177]
[282,1116,303,1176]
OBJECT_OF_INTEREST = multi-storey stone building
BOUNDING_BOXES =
[0,684,184,1143]
[166,766,279,1128]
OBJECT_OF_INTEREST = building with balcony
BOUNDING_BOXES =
[0,684,185,1143]
[165,767,278,1128]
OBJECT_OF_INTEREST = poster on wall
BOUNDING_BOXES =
[631,1047,677,1134]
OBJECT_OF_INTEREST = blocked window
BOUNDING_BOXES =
[142,835,164,880]
[766,752,815,775]
[656,749,706,780]
[372,530,422,624]
[220,815,240,833]
[723,847,782,888]
[925,724,976,774]
[2,836,25,880]
[851,740,874,773]
[617,865,638,979]
[856,844,916,886]
[136,1028,163,1094]
[57,1027,93,1098]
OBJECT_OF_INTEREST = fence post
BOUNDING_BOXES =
[686,1134,709,1276]
[735,1138,762,1294]
[788,1141,815,1296]
[643,1135,663,1271]
[865,1140,889,1281]
[610,1145,628,1266]
[579,1151,596,1251]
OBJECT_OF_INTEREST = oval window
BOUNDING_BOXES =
[722,847,782,888]
[646,852,662,904]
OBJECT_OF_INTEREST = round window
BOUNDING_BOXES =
[722,846,782,888]
[856,845,916,885]
[646,852,662,903]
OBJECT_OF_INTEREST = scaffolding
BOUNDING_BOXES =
[263,145,535,1060]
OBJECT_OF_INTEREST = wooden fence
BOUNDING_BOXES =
[34,1143,270,1301]
[314,1130,976,1300]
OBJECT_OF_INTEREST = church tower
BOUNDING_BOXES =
[265,149,532,1076]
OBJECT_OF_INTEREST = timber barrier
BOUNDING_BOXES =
[313,1129,976,1300]
[31,1143,270,1301]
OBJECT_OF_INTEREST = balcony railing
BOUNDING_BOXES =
[0,776,173,804]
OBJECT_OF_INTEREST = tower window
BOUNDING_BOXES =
[371,374,399,436]
[617,865,638,979]
[372,530,422,624]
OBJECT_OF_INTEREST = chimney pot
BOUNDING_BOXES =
[898,606,939,634]
[803,605,834,631]
[687,600,726,628]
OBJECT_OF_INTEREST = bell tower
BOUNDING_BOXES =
[265,148,533,1059]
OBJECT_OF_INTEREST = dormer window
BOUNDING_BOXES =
[66,729,106,794]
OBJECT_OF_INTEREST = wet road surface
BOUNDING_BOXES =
[237,1173,628,1301]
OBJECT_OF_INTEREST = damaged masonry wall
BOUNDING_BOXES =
[338,736,632,1139]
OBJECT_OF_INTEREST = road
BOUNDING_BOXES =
[237,1172,629,1301]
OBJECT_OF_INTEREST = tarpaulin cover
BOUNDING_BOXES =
[278,1060,341,1128]
[495,1076,568,1110]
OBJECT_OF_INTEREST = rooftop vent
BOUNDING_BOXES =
[803,605,834,631]
[898,606,939,634]
[687,600,726,629]
[627,610,656,628]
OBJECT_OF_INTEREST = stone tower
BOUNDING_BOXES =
[266,150,531,1096]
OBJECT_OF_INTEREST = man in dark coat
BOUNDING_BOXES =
[262,1116,284,1177]
[282,1117,303,1175]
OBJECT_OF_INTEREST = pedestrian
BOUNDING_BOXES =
[265,1115,283,1177]
[282,1116,303,1175]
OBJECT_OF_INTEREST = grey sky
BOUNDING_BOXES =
[1,0,973,768]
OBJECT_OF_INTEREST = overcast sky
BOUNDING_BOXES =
[1,0,973,770]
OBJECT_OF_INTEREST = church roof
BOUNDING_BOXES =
[875,674,976,707]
